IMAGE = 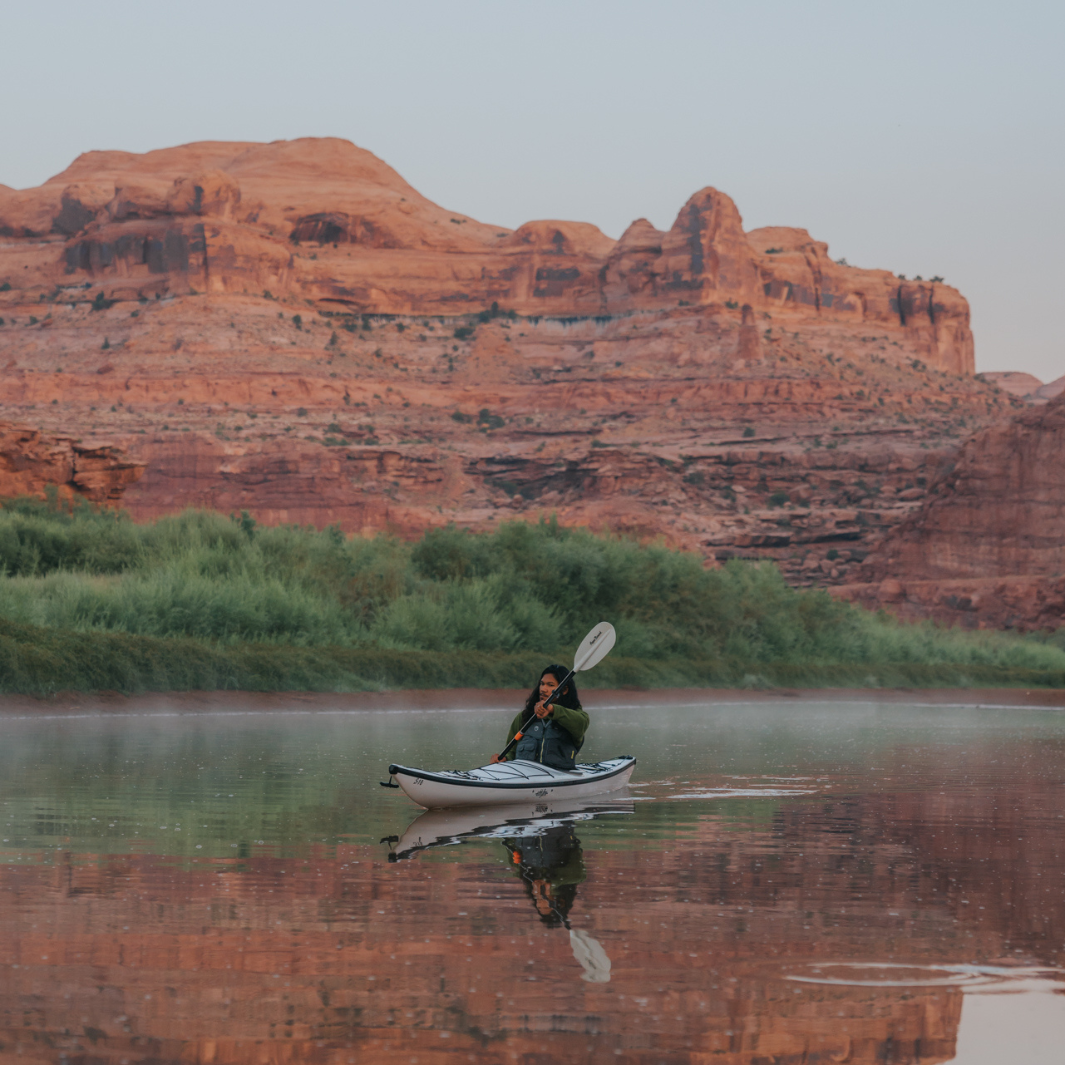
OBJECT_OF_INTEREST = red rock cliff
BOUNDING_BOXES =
[0,423,143,503]
[838,393,1065,628]
[0,137,973,371]
[0,138,1010,583]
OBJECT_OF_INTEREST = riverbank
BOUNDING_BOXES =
[3,616,1065,697]
[3,505,1065,698]
[2,685,1064,716]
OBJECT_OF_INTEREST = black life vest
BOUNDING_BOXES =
[514,715,581,770]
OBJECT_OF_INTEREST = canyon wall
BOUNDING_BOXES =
[0,423,142,503]
[838,393,1065,629]
[0,138,1025,598]
[0,138,973,373]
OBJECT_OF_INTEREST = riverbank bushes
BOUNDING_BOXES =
[0,498,1062,693]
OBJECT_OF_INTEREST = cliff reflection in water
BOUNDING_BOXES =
[1,703,1063,1064]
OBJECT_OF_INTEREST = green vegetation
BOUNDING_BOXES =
[476,300,518,323]
[477,408,505,430]
[0,499,1062,694]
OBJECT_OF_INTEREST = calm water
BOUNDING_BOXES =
[1,698,1063,1064]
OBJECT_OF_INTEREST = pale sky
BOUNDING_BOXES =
[2,0,1062,380]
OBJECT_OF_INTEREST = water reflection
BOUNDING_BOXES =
[0,700,1063,1063]
[387,798,631,860]
[390,801,623,983]
[504,821,586,926]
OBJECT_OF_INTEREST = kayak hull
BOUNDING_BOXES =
[387,756,636,809]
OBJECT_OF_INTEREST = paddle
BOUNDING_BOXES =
[494,621,616,763]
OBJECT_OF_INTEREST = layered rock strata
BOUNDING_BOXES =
[0,423,142,503]
[0,139,975,374]
[0,138,1020,584]
[838,393,1065,628]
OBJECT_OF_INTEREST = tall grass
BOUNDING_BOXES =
[0,497,1062,692]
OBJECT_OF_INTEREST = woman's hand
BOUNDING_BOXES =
[489,753,503,763]
[533,700,552,719]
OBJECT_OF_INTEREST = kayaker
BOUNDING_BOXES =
[490,664,590,769]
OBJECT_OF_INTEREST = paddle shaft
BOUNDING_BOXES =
[495,667,575,762]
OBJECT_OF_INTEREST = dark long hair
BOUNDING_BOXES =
[524,664,580,716]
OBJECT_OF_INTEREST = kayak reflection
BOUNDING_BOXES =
[385,797,633,861]
[385,798,630,983]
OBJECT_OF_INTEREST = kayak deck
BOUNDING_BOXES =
[387,756,636,809]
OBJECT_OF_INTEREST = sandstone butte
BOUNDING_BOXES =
[0,137,1046,623]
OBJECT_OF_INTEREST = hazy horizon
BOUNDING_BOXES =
[2,0,1061,381]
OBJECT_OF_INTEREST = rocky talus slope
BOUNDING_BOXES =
[838,393,1065,629]
[0,138,1023,589]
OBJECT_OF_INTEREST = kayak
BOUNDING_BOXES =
[387,797,635,860]
[385,756,636,809]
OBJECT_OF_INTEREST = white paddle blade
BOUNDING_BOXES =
[573,621,616,673]
[570,928,612,983]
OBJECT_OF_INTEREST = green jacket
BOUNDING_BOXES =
[503,703,589,761]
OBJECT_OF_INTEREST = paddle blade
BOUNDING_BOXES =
[569,928,612,983]
[573,621,616,673]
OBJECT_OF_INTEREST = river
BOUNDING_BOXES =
[1,695,1062,1063]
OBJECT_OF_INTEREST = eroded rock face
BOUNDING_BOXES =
[838,394,1065,628]
[0,137,973,372]
[0,138,1018,575]
[0,424,143,503]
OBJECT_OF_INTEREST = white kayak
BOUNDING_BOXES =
[385,756,636,809]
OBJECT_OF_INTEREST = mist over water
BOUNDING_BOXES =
[2,698,1063,1063]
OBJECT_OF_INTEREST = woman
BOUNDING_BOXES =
[491,665,590,770]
